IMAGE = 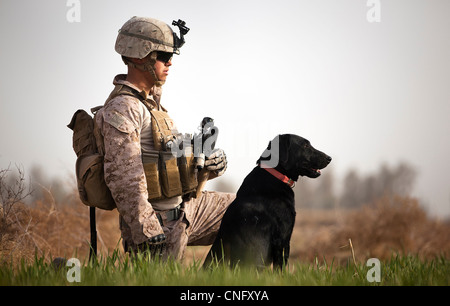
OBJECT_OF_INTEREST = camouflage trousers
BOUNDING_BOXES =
[119,191,236,260]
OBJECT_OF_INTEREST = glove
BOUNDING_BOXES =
[205,148,227,177]
[137,233,166,259]
[149,233,166,244]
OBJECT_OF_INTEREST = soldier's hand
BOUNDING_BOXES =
[149,233,166,244]
[138,234,166,259]
[205,148,227,177]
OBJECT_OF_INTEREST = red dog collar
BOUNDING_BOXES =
[260,164,295,188]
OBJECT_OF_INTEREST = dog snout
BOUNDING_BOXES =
[326,155,332,163]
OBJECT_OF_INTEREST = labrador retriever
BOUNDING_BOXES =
[204,134,331,269]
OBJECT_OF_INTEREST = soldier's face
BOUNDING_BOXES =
[154,57,171,83]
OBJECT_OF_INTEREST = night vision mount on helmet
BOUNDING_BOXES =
[171,19,189,53]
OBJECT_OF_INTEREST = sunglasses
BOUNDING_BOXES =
[156,51,173,64]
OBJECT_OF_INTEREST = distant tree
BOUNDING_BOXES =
[294,178,315,209]
[0,164,33,238]
[295,167,336,209]
[314,169,336,209]
[340,169,364,209]
[28,164,71,204]
[339,161,417,209]
[385,162,416,196]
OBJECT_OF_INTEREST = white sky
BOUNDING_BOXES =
[0,0,449,217]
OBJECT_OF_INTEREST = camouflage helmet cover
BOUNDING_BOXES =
[115,16,179,59]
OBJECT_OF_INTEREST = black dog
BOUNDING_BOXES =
[204,134,331,269]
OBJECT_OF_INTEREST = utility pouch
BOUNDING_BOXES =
[159,151,183,198]
[142,150,162,201]
[178,146,198,196]
[75,153,115,210]
[150,110,177,151]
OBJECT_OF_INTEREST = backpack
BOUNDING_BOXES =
[67,109,116,210]
[67,85,145,210]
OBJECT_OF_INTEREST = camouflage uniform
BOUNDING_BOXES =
[96,76,163,246]
[97,75,235,257]
[164,191,235,260]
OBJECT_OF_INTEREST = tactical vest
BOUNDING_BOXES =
[104,85,198,201]
[143,111,198,201]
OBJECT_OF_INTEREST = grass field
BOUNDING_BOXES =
[0,251,448,286]
[1,189,449,287]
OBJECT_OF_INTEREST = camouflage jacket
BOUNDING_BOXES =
[96,74,164,245]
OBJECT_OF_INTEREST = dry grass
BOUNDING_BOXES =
[1,191,449,267]
[0,189,121,265]
[292,195,450,264]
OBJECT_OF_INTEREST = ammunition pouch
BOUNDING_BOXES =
[150,109,177,151]
[142,148,198,201]
[142,107,199,201]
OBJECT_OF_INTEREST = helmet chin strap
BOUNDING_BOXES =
[123,52,165,87]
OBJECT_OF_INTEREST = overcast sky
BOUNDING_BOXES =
[0,0,449,218]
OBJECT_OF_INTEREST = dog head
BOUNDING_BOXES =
[257,134,332,181]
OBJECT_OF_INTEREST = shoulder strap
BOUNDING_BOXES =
[111,84,146,102]
[91,84,157,115]
[91,83,171,151]
[106,84,168,113]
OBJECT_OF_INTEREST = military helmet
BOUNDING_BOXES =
[115,16,183,59]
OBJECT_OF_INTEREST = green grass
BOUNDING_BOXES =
[0,250,448,286]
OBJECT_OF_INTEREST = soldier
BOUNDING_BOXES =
[96,16,235,260]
